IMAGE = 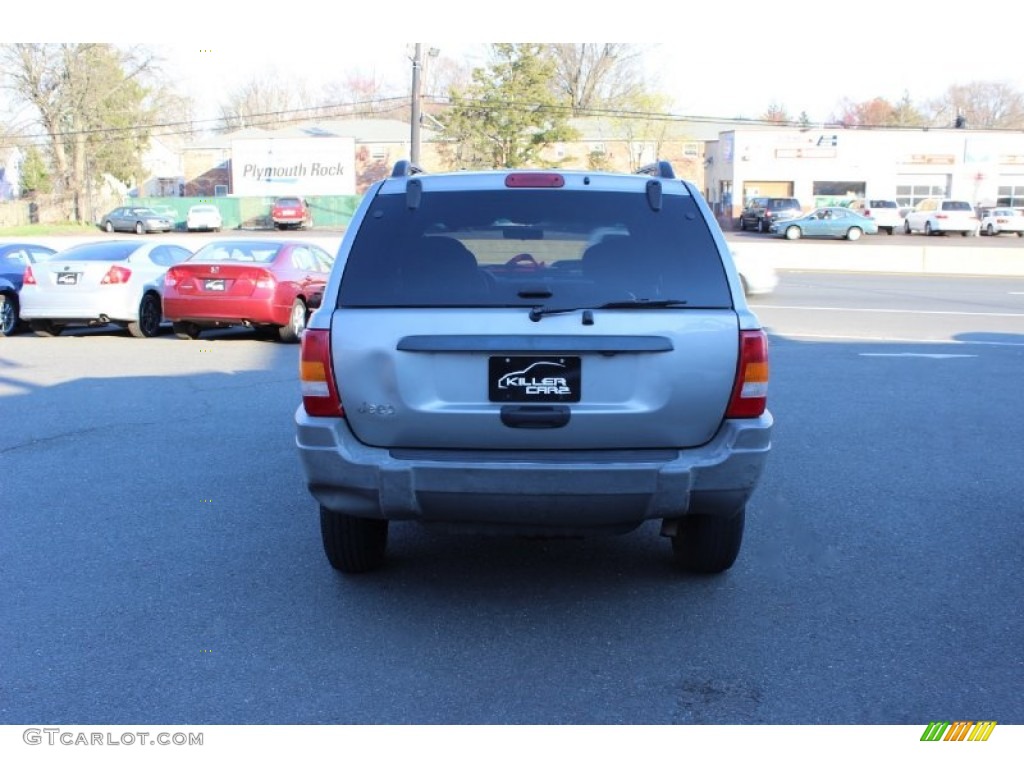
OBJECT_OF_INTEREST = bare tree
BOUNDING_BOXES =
[546,44,646,116]
[320,71,398,118]
[926,81,1024,129]
[761,103,792,124]
[218,74,317,131]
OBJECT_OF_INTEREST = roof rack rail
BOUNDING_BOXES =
[636,161,676,179]
[391,160,426,178]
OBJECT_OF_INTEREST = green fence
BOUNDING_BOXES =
[134,195,361,231]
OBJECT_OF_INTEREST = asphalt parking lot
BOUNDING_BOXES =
[1,268,1021,726]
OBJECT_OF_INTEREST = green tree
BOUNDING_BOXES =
[439,44,578,169]
[19,145,52,194]
[0,43,156,221]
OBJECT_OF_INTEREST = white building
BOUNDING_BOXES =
[704,126,1024,220]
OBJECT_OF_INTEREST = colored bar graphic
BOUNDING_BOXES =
[920,720,996,742]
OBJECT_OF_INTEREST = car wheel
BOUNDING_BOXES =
[1017,231,1023,237]
[846,227,862,241]
[986,224,995,236]
[925,222,933,236]
[1,292,20,336]
[278,298,307,343]
[30,319,64,337]
[885,227,894,235]
[128,293,162,338]
[670,507,745,574]
[738,218,746,231]
[135,221,145,235]
[758,219,768,233]
[320,505,389,573]
[904,220,912,234]
[104,221,115,233]
[784,225,801,240]
[172,321,202,340]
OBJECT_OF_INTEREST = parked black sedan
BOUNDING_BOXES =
[0,243,57,335]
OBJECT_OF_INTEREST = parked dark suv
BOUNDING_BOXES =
[295,160,773,575]
[739,197,803,232]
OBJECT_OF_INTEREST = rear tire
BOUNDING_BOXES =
[128,293,162,338]
[278,298,307,343]
[846,227,862,241]
[759,219,768,233]
[104,221,115,233]
[671,507,745,574]
[1,292,19,336]
[30,319,64,337]
[320,506,389,573]
[986,224,996,236]
[172,321,202,340]
[904,220,912,234]
[135,221,145,235]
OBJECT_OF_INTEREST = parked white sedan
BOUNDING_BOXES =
[19,240,192,338]
[186,204,223,232]
[979,207,1024,237]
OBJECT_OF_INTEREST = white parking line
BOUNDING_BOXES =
[757,305,1024,318]
[770,332,1024,347]
[858,353,977,358]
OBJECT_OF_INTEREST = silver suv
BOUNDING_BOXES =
[295,160,773,574]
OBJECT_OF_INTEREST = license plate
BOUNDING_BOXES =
[489,356,581,403]
[56,272,78,285]
[204,279,226,291]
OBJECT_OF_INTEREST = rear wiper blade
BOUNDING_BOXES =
[528,298,688,322]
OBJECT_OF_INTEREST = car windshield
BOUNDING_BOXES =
[339,189,733,309]
[189,242,282,263]
[130,207,158,216]
[192,206,217,213]
[870,200,897,208]
[275,198,302,206]
[942,201,972,211]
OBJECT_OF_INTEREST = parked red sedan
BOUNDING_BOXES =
[163,240,334,342]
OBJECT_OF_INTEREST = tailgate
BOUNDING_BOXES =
[331,308,739,450]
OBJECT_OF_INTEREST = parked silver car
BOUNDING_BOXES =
[19,240,192,337]
[99,206,174,234]
[295,160,773,575]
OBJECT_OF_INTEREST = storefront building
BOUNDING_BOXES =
[704,127,1024,222]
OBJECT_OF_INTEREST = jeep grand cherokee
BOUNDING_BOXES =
[295,160,773,574]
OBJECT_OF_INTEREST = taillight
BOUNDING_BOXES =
[300,328,343,417]
[255,271,276,290]
[23,266,36,285]
[864,209,871,216]
[726,330,769,418]
[935,214,949,219]
[164,268,180,288]
[101,265,132,284]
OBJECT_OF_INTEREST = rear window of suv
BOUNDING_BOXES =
[768,199,799,210]
[339,189,733,309]
[941,201,972,211]
[869,200,898,208]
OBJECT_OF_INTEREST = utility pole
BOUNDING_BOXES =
[410,43,422,165]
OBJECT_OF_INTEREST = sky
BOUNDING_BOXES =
[9,1,1024,129]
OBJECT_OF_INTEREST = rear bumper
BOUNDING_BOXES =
[164,295,287,326]
[295,409,773,531]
